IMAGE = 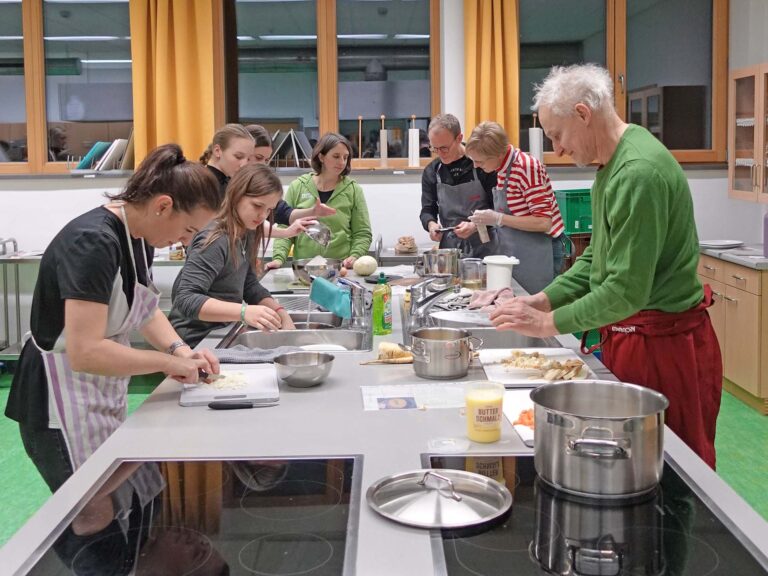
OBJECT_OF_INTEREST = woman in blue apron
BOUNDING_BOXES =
[466,121,566,294]
[5,144,221,567]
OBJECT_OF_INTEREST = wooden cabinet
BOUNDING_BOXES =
[728,64,768,202]
[628,85,706,149]
[698,254,768,413]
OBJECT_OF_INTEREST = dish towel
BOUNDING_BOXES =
[213,345,302,364]
[309,277,352,319]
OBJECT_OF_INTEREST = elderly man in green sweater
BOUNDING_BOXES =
[491,64,722,469]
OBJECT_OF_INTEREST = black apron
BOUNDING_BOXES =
[436,164,497,258]
[492,151,554,294]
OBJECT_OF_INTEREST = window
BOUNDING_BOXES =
[0,1,26,165]
[518,0,726,164]
[233,0,318,166]
[336,0,431,160]
[626,0,712,150]
[225,0,439,169]
[42,0,132,167]
[518,0,606,154]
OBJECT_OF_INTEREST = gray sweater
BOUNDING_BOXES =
[169,226,271,347]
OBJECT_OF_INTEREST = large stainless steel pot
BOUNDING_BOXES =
[531,380,669,499]
[532,478,665,576]
[408,327,482,380]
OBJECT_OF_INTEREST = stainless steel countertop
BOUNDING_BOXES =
[1,271,766,575]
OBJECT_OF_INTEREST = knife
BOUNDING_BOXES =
[208,400,279,410]
[198,369,226,383]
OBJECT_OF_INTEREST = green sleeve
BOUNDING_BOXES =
[551,163,669,334]
[543,244,593,309]
[271,181,298,264]
[347,182,373,258]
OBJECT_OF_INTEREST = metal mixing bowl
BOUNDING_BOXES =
[292,257,342,285]
[304,221,332,248]
[273,352,335,387]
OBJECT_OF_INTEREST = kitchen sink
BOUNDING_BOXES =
[219,327,370,351]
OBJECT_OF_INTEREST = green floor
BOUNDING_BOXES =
[0,373,766,549]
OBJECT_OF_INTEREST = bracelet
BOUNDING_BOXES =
[496,212,503,226]
[166,339,190,356]
[241,301,248,324]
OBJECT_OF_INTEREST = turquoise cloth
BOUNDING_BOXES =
[309,277,351,319]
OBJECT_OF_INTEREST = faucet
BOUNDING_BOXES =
[337,277,371,332]
[407,277,461,334]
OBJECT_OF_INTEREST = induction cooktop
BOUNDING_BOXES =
[426,454,768,576]
[25,456,362,576]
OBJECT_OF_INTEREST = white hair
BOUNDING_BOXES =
[532,63,614,117]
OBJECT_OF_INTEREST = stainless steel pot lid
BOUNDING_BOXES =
[366,469,512,529]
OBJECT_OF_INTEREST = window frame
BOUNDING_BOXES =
[224,0,441,171]
[0,0,134,175]
[541,0,728,166]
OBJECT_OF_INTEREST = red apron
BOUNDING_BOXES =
[581,285,722,469]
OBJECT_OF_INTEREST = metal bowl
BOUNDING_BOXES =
[304,221,332,248]
[273,352,335,387]
[292,257,343,286]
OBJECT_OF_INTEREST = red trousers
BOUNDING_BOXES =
[582,285,723,469]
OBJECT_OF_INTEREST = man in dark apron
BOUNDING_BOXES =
[488,64,722,469]
[420,113,497,258]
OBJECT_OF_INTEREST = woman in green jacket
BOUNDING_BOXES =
[269,132,372,269]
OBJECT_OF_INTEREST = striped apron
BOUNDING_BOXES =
[30,204,164,531]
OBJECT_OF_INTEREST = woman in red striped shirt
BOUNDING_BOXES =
[467,121,565,293]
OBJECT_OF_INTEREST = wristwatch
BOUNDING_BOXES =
[166,339,190,356]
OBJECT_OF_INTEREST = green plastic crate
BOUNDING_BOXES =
[555,189,592,235]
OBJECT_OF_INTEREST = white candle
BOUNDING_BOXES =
[408,128,420,167]
[529,127,544,163]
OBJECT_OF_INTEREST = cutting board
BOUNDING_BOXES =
[179,364,280,407]
[479,348,594,388]
[503,389,535,447]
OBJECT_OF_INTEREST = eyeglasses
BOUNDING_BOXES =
[429,144,453,154]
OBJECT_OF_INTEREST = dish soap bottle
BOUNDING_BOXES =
[372,272,392,335]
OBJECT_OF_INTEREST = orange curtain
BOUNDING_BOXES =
[464,0,520,144]
[130,0,217,164]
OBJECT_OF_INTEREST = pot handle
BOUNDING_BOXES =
[568,438,628,459]
[468,335,483,351]
[417,471,463,502]
[570,546,620,576]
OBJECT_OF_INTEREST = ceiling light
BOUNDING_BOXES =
[81,59,131,64]
[393,34,429,39]
[237,35,255,41]
[337,34,387,40]
[0,36,23,40]
[44,36,129,41]
[258,35,317,41]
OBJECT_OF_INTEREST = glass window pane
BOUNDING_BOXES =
[0,1,26,163]
[337,0,431,160]
[627,0,712,149]
[43,0,132,166]
[235,0,318,167]
[518,0,606,151]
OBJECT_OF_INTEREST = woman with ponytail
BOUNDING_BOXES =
[5,143,221,553]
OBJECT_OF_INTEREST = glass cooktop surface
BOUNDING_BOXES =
[26,456,361,576]
[428,455,767,576]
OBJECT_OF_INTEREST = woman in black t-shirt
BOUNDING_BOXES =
[5,144,221,543]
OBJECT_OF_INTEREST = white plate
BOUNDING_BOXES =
[699,239,744,249]
[430,309,493,327]
[300,343,348,351]
[479,348,595,387]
